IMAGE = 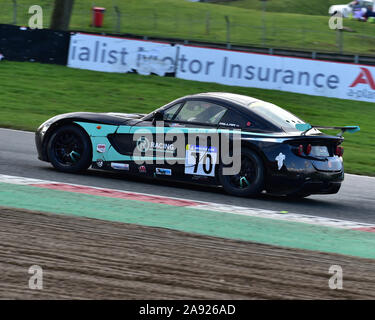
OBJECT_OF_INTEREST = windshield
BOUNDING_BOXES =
[249,101,305,130]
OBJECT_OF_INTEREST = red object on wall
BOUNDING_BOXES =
[92,7,106,27]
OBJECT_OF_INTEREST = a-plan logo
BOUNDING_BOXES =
[350,67,375,90]
[347,67,375,100]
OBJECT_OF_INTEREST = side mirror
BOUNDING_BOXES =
[152,110,164,124]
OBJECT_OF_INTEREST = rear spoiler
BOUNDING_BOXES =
[295,124,360,137]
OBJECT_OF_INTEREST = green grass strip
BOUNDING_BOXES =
[1,182,375,259]
[1,0,374,54]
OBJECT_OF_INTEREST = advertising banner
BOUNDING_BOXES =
[68,33,177,76]
[67,33,375,103]
[176,45,375,103]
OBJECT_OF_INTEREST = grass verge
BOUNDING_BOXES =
[0,0,375,55]
[218,0,343,16]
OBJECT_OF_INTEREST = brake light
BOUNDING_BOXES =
[335,146,344,157]
[297,145,304,156]
[306,144,312,155]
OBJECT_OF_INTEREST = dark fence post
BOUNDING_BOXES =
[225,15,230,49]
[12,0,17,25]
[114,5,121,33]
[337,29,343,54]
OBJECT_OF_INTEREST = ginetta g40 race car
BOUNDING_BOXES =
[35,93,359,198]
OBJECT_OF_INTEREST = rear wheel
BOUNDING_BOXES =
[47,124,92,173]
[218,148,264,197]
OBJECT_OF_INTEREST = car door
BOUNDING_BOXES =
[165,99,228,179]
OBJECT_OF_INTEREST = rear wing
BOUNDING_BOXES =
[295,124,360,137]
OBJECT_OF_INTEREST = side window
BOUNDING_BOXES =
[163,103,182,121]
[219,110,254,129]
[174,100,227,125]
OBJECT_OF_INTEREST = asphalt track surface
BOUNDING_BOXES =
[1,128,374,224]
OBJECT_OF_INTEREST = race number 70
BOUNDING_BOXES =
[185,145,217,177]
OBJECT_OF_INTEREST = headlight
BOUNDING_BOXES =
[38,119,54,135]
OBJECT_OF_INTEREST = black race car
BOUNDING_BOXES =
[35,92,359,198]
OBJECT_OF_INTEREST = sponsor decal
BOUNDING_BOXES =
[155,168,172,176]
[110,163,129,171]
[275,152,286,170]
[347,67,375,100]
[136,136,175,153]
[136,136,150,152]
[350,68,375,90]
[219,122,240,128]
[151,141,175,152]
[96,144,106,153]
[139,165,146,173]
[96,159,104,168]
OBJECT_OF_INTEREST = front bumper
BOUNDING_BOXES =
[35,126,48,161]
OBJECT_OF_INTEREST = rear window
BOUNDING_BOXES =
[248,101,305,130]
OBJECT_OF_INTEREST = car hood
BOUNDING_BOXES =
[39,112,146,129]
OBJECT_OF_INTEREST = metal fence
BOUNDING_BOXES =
[2,1,375,56]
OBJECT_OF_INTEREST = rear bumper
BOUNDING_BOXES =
[266,169,344,195]
[298,180,342,195]
[264,145,344,195]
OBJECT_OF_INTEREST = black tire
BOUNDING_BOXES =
[47,124,92,173]
[218,148,265,197]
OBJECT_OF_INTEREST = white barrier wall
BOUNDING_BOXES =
[68,33,176,76]
[67,33,375,103]
[176,45,375,103]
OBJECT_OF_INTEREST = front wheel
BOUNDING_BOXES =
[218,148,265,197]
[47,124,92,173]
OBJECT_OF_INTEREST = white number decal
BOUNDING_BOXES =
[185,145,217,177]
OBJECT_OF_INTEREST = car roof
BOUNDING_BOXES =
[186,92,262,107]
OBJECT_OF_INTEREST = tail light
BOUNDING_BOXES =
[295,143,329,157]
[335,146,344,157]
[297,144,304,156]
[305,144,312,155]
